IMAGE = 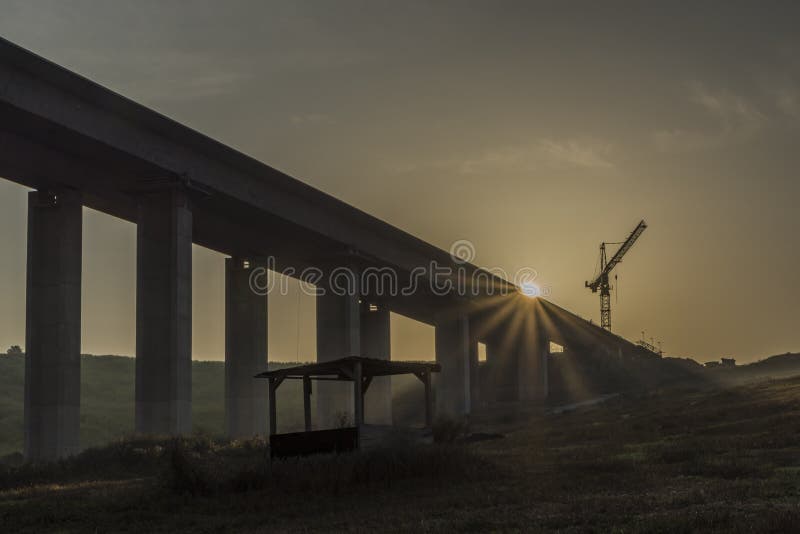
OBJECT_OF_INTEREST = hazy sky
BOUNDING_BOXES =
[0,1,798,363]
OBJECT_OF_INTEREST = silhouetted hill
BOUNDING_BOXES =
[543,350,711,403]
[3,350,798,456]
[545,349,800,402]
[657,352,800,389]
[717,352,800,382]
[743,352,800,371]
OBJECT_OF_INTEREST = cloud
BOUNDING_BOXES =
[652,83,766,152]
[457,139,615,175]
[537,139,615,169]
[774,87,800,118]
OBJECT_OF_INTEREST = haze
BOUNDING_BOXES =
[0,1,797,363]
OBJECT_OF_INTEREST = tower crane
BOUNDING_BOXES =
[585,219,647,330]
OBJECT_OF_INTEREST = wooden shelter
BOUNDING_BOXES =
[255,357,441,436]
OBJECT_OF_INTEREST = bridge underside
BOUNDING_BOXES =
[0,37,652,460]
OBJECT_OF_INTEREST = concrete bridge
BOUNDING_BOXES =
[0,38,635,460]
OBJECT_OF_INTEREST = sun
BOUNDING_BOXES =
[520,281,540,298]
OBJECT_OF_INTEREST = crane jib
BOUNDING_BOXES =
[585,219,648,330]
[603,220,647,275]
[587,220,647,287]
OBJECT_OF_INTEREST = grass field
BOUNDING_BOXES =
[2,373,800,532]
[0,354,425,457]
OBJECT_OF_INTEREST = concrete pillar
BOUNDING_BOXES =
[423,370,433,427]
[24,190,82,460]
[483,337,498,403]
[518,315,549,401]
[541,335,550,399]
[302,376,312,431]
[225,257,268,439]
[316,278,360,428]
[484,329,517,402]
[360,302,391,425]
[135,189,192,435]
[468,320,481,412]
[434,312,470,417]
[268,378,278,436]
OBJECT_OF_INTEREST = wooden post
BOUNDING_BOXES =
[424,370,433,428]
[353,361,363,427]
[303,375,312,432]
[268,378,277,436]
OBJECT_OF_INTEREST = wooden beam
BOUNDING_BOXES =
[303,375,312,432]
[339,364,354,380]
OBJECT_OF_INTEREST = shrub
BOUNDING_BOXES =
[162,440,489,496]
[0,435,212,491]
[432,415,469,443]
[268,443,483,493]
[333,411,351,428]
[166,439,236,496]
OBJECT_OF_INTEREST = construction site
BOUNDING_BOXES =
[2,3,799,531]
[0,37,689,461]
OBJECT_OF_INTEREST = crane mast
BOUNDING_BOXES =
[585,219,647,330]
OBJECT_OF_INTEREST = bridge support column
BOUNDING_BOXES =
[316,281,360,428]
[135,189,192,435]
[468,321,482,412]
[24,190,82,460]
[483,337,500,403]
[360,302,391,425]
[225,257,268,438]
[483,327,519,402]
[434,312,470,417]
[518,316,549,401]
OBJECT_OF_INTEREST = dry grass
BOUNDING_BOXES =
[165,437,487,496]
[3,376,800,532]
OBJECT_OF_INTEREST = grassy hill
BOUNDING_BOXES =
[4,350,800,457]
[0,354,425,457]
[4,371,800,531]
[730,352,800,379]
[0,354,229,456]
